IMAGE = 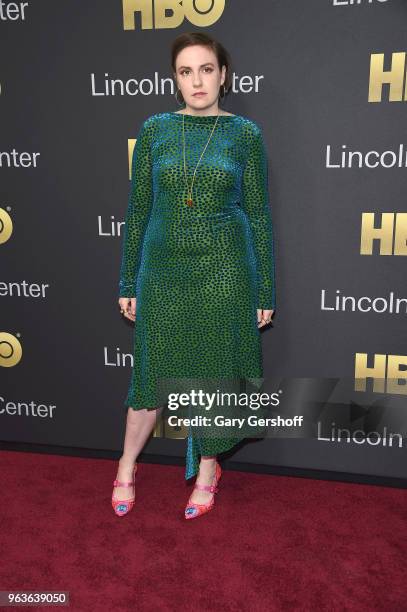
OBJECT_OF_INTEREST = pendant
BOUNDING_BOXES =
[186,198,193,207]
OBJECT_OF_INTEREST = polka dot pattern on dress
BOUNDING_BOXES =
[119,111,276,479]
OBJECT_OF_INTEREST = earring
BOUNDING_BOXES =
[174,88,184,106]
[218,84,227,101]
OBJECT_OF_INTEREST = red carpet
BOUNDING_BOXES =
[1,450,406,611]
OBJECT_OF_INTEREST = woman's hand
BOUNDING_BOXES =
[257,308,274,328]
[118,297,136,322]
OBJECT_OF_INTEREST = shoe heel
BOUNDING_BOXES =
[112,464,137,517]
[184,461,221,520]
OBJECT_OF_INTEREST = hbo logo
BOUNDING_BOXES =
[123,0,225,30]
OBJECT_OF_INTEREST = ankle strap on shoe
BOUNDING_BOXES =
[194,483,218,493]
[113,479,134,487]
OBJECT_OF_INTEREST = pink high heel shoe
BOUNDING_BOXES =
[112,464,137,516]
[184,461,222,520]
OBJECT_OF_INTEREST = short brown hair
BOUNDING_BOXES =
[171,32,232,104]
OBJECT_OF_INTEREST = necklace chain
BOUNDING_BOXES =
[182,110,220,207]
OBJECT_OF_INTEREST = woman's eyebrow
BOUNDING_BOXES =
[178,62,215,69]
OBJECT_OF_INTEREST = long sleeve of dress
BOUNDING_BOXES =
[118,119,153,298]
[241,123,276,311]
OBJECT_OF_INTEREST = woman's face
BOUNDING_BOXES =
[174,45,226,113]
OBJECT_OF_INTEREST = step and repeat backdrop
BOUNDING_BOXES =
[1,0,406,481]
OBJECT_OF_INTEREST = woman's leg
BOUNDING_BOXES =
[188,455,217,505]
[113,406,164,500]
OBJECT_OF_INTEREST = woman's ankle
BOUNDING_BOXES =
[198,456,216,477]
[119,455,137,469]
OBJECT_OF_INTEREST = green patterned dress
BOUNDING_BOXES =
[118,111,276,479]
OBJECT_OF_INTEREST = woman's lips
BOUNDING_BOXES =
[193,93,207,96]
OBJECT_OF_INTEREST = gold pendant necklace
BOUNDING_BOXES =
[182,110,220,207]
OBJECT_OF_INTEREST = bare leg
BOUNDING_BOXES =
[113,406,164,501]
[188,455,217,505]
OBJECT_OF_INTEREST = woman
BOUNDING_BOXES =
[112,32,276,520]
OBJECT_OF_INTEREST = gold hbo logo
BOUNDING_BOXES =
[122,0,225,30]
[0,208,13,244]
[128,139,136,180]
[360,213,407,255]
[0,333,22,367]
[369,52,407,102]
[355,353,407,395]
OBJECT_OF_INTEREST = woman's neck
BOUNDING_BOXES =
[175,107,233,117]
